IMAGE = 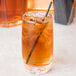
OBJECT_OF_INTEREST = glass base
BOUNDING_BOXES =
[0,20,22,27]
[24,63,52,75]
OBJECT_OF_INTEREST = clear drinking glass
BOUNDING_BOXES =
[22,11,53,74]
[0,0,27,27]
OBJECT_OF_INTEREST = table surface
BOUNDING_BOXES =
[0,18,76,76]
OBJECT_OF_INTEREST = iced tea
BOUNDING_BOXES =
[22,11,53,67]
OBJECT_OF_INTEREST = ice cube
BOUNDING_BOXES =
[36,18,44,24]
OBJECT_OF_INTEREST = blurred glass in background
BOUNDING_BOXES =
[26,0,54,14]
[0,0,27,27]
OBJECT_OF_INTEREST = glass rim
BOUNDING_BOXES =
[22,11,52,22]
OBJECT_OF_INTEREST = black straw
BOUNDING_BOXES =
[45,2,52,17]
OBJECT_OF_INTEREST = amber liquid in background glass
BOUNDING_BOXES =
[0,0,27,27]
[26,0,54,14]
[22,12,53,66]
[74,0,76,8]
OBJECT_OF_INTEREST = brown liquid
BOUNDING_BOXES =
[0,0,27,27]
[74,0,76,8]
[22,11,53,66]
[26,0,54,14]
[27,0,54,10]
